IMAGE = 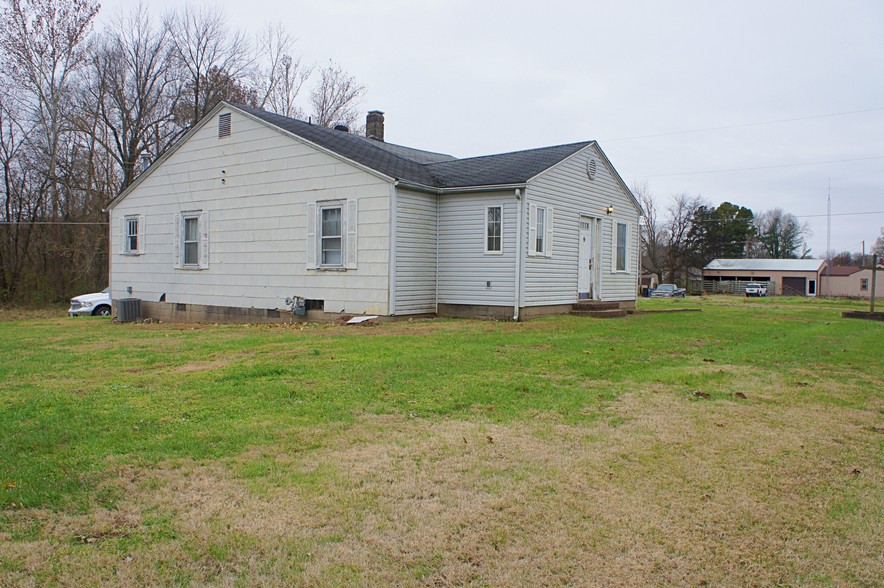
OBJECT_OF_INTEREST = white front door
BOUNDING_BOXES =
[578,218,595,299]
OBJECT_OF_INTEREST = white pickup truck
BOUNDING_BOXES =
[68,288,112,316]
[745,283,768,297]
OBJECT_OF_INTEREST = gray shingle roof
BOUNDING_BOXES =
[425,142,592,188]
[235,104,592,189]
[704,258,826,272]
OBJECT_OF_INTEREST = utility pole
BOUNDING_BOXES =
[825,180,831,297]
[872,254,878,314]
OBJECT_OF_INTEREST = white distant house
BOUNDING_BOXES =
[106,102,642,322]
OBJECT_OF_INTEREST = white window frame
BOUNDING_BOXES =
[319,202,344,268]
[182,214,200,267]
[306,199,358,270]
[610,220,629,273]
[174,211,209,270]
[485,205,503,254]
[536,207,546,255]
[122,214,142,255]
[528,204,553,258]
[860,277,869,291]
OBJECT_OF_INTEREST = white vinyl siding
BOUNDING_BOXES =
[110,106,390,315]
[523,144,640,305]
[437,192,516,306]
[394,188,437,314]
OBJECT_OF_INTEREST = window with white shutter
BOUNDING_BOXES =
[122,214,143,255]
[308,199,357,270]
[529,204,552,257]
[175,211,209,270]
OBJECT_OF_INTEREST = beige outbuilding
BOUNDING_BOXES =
[821,266,884,299]
[702,258,827,296]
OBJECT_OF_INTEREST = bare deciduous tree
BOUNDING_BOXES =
[84,3,181,191]
[309,60,366,128]
[0,0,100,299]
[255,23,312,119]
[167,5,253,127]
[633,181,663,277]
[664,193,706,284]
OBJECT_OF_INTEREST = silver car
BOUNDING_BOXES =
[68,288,112,317]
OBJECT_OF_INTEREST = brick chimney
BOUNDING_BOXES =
[366,110,385,141]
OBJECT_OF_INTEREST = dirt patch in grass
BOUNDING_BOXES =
[173,358,241,374]
[3,387,880,586]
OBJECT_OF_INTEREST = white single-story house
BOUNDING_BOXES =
[107,102,642,322]
[702,258,827,296]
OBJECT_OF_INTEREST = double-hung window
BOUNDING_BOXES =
[536,208,546,254]
[307,200,357,270]
[486,206,502,254]
[528,204,553,257]
[615,222,627,271]
[320,205,343,266]
[860,278,869,291]
[183,216,200,266]
[122,215,142,255]
[174,211,209,269]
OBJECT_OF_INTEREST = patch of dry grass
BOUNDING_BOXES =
[3,383,880,586]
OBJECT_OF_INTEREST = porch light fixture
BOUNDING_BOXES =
[605,205,615,215]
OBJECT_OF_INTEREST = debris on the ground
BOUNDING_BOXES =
[346,315,379,325]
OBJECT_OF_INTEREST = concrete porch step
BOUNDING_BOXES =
[570,308,628,318]
[572,300,620,311]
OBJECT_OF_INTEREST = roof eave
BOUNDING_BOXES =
[396,180,529,195]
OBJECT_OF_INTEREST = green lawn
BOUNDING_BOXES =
[1,297,881,586]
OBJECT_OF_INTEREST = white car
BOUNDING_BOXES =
[68,288,112,317]
[745,283,768,297]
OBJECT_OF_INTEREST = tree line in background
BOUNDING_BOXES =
[0,0,366,303]
[637,183,807,285]
[638,182,884,286]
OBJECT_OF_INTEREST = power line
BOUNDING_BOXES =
[796,211,884,218]
[684,211,884,223]
[602,106,884,143]
[630,155,884,179]
[0,221,108,225]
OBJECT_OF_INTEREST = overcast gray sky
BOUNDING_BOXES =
[99,0,884,257]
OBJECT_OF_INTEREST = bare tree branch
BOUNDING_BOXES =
[309,60,365,128]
